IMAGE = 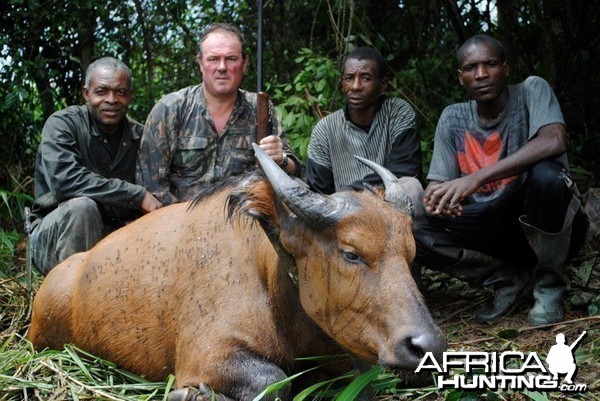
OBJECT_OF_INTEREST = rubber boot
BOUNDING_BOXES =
[474,271,529,324]
[443,249,528,323]
[520,216,571,325]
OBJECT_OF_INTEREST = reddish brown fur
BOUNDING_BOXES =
[29,175,444,399]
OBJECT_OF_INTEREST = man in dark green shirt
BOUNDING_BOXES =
[30,57,162,275]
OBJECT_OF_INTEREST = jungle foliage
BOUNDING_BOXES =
[2,0,600,230]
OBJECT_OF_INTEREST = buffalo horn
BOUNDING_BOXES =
[353,155,414,216]
[253,143,355,229]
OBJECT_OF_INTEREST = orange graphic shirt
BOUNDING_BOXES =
[457,130,519,196]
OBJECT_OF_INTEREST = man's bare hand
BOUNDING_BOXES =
[423,176,481,217]
[140,191,163,213]
[258,135,285,165]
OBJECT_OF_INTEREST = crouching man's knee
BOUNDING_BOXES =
[31,197,104,275]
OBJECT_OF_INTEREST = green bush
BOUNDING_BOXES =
[273,48,343,163]
[0,177,34,233]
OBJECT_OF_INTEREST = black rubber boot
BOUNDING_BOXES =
[520,216,571,325]
[442,249,529,323]
[474,272,529,324]
[442,249,513,285]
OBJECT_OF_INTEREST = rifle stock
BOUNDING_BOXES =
[257,91,270,143]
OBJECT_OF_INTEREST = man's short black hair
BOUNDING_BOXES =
[456,34,506,66]
[343,47,388,81]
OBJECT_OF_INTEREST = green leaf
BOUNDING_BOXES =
[252,366,319,401]
[293,372,354,401]
[162,374,176,401]
[333,365,382,401]
[64,345,94,381]
[444,388,464,401]
[358,34,372,46]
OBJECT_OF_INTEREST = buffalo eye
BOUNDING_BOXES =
[341,250,362,265]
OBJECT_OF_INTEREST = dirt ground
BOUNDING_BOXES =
[418,260,599,398]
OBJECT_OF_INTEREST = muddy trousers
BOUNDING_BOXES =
[413,160,588,321]
[30,197,106,275]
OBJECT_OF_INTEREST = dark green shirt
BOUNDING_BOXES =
[33,104,146,223]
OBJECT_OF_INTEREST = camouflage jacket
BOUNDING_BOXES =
[137,84,301,205]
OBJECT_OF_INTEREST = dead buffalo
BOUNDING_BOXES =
[29,144,446,400]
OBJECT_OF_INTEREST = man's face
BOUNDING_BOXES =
[198,30,248,98]
[341,58,387,113]
[458,43,509,104]
[82,67,132,134]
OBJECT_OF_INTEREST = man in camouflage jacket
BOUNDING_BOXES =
[138,23,302,205]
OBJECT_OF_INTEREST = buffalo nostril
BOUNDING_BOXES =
[410,332,447,360]
[396,332,446,367]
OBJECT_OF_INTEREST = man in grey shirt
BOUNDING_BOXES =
[413,34,588,325]
[306,47,423,210]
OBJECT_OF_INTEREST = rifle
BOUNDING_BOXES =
[256,91,270,143]
[256,0,268,144]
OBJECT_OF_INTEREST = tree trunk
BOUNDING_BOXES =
[78,5,96,82]
[133,0,155,102]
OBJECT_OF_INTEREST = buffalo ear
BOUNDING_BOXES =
[225,174,294,244]
[226,176,280,226]
[225,175,299,282]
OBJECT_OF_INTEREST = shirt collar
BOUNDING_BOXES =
[343,95,386,131]
[343,95,386,123]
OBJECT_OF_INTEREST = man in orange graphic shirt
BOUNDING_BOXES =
[413,34,589,325]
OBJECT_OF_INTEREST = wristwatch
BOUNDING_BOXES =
[280,153,289,168]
